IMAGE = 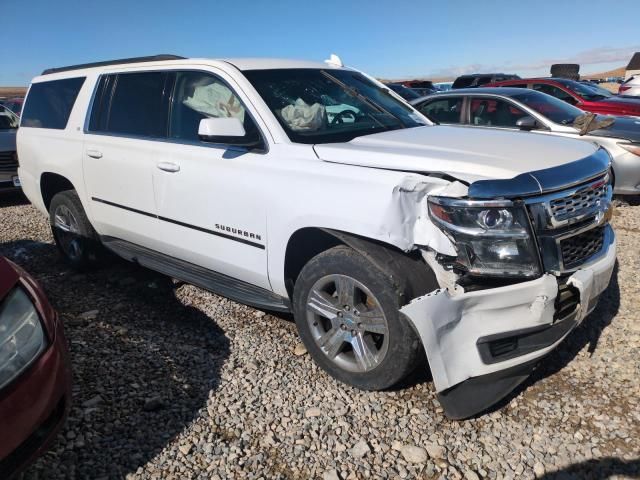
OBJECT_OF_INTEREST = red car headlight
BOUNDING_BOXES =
[0,288,47,390]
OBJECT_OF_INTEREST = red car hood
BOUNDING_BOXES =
[587,96,640,115]
[0,257,20,299]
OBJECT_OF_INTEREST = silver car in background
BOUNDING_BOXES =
[0,105,20,192]
[412,88,640,195]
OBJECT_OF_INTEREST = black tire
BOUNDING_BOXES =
[550,64,580,80]
[293,245,434,390]
[49,190,103,271]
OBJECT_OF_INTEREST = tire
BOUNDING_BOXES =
[49,190,103,270]
[292,245,431,390]
[551,64,580,80]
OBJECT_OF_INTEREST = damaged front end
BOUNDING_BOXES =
[399,149,617,419]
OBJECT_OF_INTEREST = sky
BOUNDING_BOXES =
[1,0,639,85]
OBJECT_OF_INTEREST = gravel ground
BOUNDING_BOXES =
[1,193,638,480]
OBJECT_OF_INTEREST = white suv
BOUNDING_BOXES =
[17,55,616,418]
[619,75,640,97]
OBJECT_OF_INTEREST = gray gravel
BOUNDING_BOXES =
[1,193,638,480]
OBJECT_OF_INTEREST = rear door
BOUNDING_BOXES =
[83,71,170,249]
[415,97,465,125]
[468,97,530,129]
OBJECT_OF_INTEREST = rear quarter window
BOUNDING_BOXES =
[21,77,85,129]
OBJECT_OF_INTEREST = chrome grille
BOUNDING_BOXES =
[560,226,605,269]
[0,151,17,172]
[525,173,612,273]
[550,180,607,222]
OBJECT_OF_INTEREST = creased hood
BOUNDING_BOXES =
[314,125,599,183]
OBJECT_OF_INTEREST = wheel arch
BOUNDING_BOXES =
[40,172,76,211]
[283,227,437,304]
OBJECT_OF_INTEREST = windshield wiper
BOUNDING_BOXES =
[573,112,615,135]
[320,70,403,129]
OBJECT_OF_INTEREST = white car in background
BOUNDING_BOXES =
[619,76,640,97]
[413,87,640,194]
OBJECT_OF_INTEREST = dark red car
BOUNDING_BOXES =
[0,257,71,479]
[488,77,640,117]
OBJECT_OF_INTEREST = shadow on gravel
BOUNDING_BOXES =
[538,457,640,479]
[482,261,621,415]
[0,190,29,207]
[0,240,230,479]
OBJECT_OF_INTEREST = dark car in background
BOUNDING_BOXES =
[488,77,640,117]
[451,73,520,89]
[0,257,71,479]
[0,106,20,193]
[383,82,422,100]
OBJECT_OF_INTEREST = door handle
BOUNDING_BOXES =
[157,162,180,173]
[86,149,103,159]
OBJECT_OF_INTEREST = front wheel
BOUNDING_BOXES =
[293,245,423,390]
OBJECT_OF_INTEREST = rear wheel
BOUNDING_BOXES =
[49,190,102,270]
[293,245,426,390]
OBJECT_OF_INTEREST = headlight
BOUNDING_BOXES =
[0,288,47,389]
[428,197,541,278]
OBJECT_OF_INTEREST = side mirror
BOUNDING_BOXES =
[198,117,262,148]
[516,116,539,131]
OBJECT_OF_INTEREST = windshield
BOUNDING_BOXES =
[564,80,612,101]
[512,91,584,125]
[244,68,428,144]
[0,105,19,129]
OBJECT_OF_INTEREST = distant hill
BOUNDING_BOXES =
[0,87,27,98]
[581,66,625,80]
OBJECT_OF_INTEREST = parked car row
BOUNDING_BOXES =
[412,87,640,194]
[2,53,627,473]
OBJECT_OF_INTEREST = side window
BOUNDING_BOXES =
[169,71,257,142]
[533,84,577,105]
[21,77,85,129]
[90,72,169,137]
[418,98,463,124]
[470,98,528,127]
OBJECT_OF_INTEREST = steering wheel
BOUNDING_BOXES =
[331,109,358,125]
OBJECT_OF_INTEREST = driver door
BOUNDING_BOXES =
[151,70,271,289]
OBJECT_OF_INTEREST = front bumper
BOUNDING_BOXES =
[0,313,71,479]
[401,228,616,419]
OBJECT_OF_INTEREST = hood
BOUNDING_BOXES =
[0,129,17,152]
[593,96,640,113]
[588,116,640,143]
[313,125,598,183]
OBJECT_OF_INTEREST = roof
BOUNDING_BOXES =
[412,87,537,104]
[626,52,640,71]
[39,55,339,78]
[439,87,533,96]
[223,58,337,71]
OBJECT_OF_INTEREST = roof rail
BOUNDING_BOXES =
[41,54,187,75]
